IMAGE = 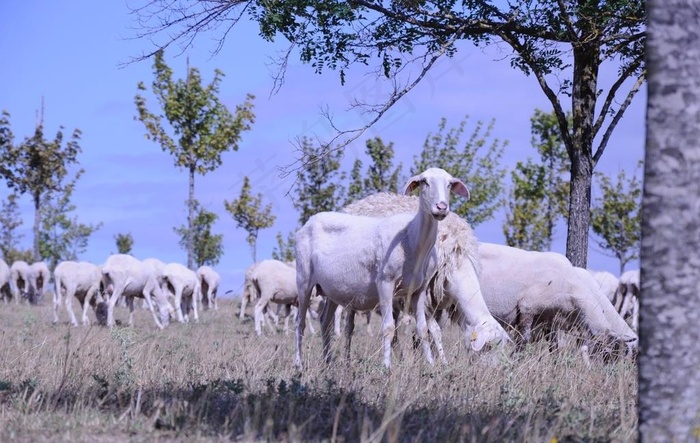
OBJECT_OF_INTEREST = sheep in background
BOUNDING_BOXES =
[295,167,471,370]
[53,260,103,326]
[247,259,320,336]
[10,260,31,303]
[0,259,11,303]
[196,265,220,311]
[140,257,167,309]
[589,270,619,304]
[100,254,175,329]
[477,243,638,356]
[162,262,200,323]
[27,261,51,305]
[341,193,511,363]
[616,269,640,332]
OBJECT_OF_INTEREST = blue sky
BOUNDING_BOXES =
[0,1,645,295]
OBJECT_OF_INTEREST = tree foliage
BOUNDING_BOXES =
[346,137,402,204]
[39,172,103,270]
[412,116,507,227]
[135,49,255,268]
[173,199,224,268]
[293,137,346,226]
[590,164,642,274]
[0,108,83,261]
[224,176,276,262]
[504,109,570,250]
[131,0,645,268]
[115,232,134,255]
[271,230,296,263]
[0,192,33,264]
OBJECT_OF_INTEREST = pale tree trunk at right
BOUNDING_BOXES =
[639,0,700,440]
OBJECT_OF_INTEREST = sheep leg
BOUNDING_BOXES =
[52,281,63,325]
[344,307,356,363]
[306,308,316,335]
[212,289,218,310]
[106,283,127,328]
[320,299,338,365]
[378,282,397,370]
[516,310,535,350]
[427,316,447,363]
[65,287,80,327]
[412,289,435,366]
[142,283,166,330]
[334,306,343,337]
[173,285,186,323]
[82,287,98,326]
[254,298,269,336]
[294,288,312,370]
[239,291,249,320]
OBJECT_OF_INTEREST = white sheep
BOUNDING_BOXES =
[162,262,200,323]
[588,270,619,304]
[477,242,638,355]
[294,167,470,370]
[240,262,283,326]
[0,258,11,303]
[53,260,103,326]
[341,192,512,363]
[27,261,51,304]
[100,254,175,329]
[10,260,31,303]
[196,265,220,311]
[615,268,640,332]
[246,259,319,336]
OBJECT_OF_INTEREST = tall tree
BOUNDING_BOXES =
[39,172,103,270]
[174,200,224,268]
[132,0,645,268]
[135,50,255,269]
[590,165,642,275]
[346,137,402,204]
[115,232,134,255]
[0,192,32,264]
[0,106,83,261]
[503,109,570,250]
[639,0,700,439]
[412,116,506,227]
[224,176,276,262]
[271,230,295,263]
[293,137,346,226]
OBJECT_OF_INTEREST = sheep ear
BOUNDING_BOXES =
[450,179,470,199]
[402,175,422,195]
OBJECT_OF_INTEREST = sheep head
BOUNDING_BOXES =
[403,167,470,220]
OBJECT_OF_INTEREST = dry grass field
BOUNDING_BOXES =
[0,297,637,442]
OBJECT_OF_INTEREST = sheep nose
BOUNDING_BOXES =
[436,202,447,211]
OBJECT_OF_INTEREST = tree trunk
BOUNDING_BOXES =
[639,1,700,440]
[33,192,41,262]
[188,165,195,270]
[565,40,599,268]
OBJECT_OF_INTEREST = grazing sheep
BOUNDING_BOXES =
[53,260,103,326]
[247,259,319,336]
[162,262,200,323]
[196,265,220,311]
[295,167,471,370]
[477,243,638,355]
[0,258,11,303]
[10,260,31,303]
[240,262,283,327]
[140,257,167,309]
[100,254,175,329]
[588,270,619,304]
[615,269,640,332]
[27,261,51,304]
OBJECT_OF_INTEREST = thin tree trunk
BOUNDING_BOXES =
[188,165,195,270]
[565,41,599,268]
[639,1,700,439]
[33,192,41,262]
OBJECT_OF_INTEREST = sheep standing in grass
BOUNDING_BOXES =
[162,262,200,323]
[27,261,51,304]
[53,261,103,326]
[0,259,11,303]
[247,259,319,336]
[477,242,638,355]
[295,167,471,370]
[10,260,31,303]
[196,265,220,311]
[100,254,174,329]
[141,257,167,309]
[342,192,511,362]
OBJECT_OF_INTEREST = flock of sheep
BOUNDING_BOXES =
[242,167,640,370]
[0,254,221,329]
[0,166,640,370]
